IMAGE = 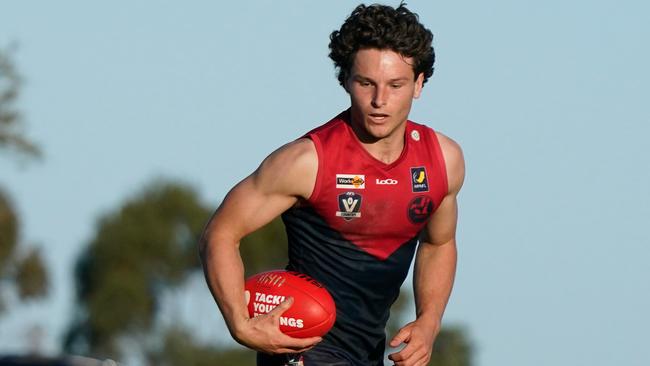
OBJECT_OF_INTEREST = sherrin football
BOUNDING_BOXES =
[245,270,336,338]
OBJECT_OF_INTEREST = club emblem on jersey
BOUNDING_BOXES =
[336,174,365,189]
[411,130,421,141]
[336,192,362,221]
[408,196,434,224]
[410,167,429,192]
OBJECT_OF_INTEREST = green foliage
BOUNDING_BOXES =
[0,188,48,312]
[0,46,41,160]
[0,189,18,270]
[429,326,473,366]
[240,217,288,277]
[64,177,291,359]
[151,327,255,366]
[0,46,49,314]
[15,247,48,299]
[65,180,213,356]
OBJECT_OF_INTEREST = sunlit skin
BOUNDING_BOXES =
[345,48,424,164]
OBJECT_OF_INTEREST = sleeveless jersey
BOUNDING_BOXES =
[281,110,448,365]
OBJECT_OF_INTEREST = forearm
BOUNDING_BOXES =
[413,238,457,330]
[199,230,249,341]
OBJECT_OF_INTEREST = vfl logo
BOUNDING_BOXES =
[336,174,365,189]
[408,196,434,224]
[336,192,362,221]
[376,178,398,185]
[410,167,429,192]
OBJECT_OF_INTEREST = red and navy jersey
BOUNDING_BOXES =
[281,110,448,365]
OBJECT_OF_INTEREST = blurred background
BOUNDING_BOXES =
[1,1,649,365]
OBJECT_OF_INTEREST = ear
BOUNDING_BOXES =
[413,73,424,99]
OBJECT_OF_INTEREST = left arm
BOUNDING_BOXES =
[388,133,466,366]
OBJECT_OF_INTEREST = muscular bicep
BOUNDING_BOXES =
[421,193,458,246]
[422,133,466,246]
[203,139,317,245]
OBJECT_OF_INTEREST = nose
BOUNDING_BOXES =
[371,85,388,108]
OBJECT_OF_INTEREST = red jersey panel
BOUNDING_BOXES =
[307,110,448,260]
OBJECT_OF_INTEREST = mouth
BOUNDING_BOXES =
[368,113,389,123]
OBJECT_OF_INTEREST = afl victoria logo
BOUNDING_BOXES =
[408,196,434,224]
[336,192,362,221]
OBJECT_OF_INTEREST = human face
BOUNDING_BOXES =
[345,48,424,143]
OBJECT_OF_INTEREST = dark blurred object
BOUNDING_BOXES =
[0,355,117,366]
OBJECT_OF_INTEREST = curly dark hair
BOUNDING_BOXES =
[329,3,435,87]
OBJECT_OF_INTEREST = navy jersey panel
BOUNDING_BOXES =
[282,207,417,364]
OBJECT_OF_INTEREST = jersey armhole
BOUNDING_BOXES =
[429,129,450,195]
[305,134,323,202]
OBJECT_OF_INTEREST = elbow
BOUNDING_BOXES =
[198,231,210,262]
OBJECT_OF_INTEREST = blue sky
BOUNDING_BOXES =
[1,1,649,365]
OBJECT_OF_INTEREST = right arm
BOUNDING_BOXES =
[199,138,321,354]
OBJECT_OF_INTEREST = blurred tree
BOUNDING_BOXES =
[64,179,289,362]
[0,46,41,159]
[0,46,48,314]
[150,327,255,366]
[239,217,288,277]
[63,181,212,357]
[388,290,473,366]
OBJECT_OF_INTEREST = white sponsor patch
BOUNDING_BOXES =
[336,174,365,189]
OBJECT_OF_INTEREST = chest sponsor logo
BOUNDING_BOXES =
[336,192,362,221]
[408,195,434,224]
[410,167,429,192]
[336,174,365,189]
[376,178,398,185]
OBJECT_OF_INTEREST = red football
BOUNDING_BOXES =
[245,270,336,338]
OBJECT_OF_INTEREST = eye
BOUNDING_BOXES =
[359,81,371,87]
[390,83,403,89]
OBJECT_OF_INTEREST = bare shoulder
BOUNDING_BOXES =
[434,131,465,194]
[255,138,318,199]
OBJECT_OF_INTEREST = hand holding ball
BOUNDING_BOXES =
[245,270,336,338]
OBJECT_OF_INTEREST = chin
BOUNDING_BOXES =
[364,125,394,140]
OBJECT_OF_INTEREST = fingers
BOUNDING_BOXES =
[268,296,294,318]
[273,336,322,354]
[264,297,323,352]
[389,325,412,347]
[245,296,322,354]
[388,345,429,366]
[388,342,416,362]
[388,323,433,366]
[277,333,322,352]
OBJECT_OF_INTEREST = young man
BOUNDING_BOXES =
[200,4,465,366]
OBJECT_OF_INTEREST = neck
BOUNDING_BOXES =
[349,120,406,164]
